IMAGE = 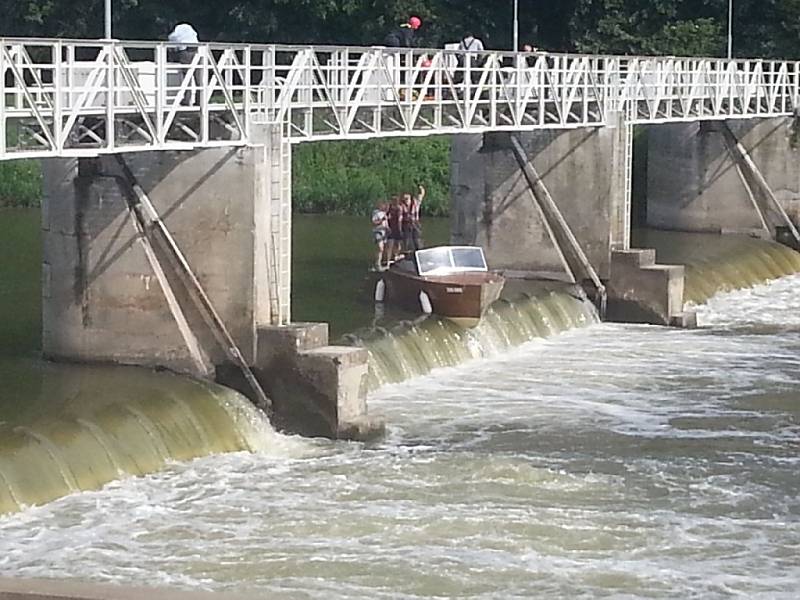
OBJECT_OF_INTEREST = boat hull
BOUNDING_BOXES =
[382,269,505,326]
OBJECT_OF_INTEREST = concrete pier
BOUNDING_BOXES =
[647,117,800,236]
[41,129,376,439]
[42,148,267,375]
[451,117,630,280]
[450,119,689,325]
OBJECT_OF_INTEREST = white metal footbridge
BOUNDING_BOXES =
[1,37,799,159]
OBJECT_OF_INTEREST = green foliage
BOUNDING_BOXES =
[0,161,42,208]
[3,0,800,59]
[571,0,725,56]
[293,137,451,216]
[570,0,800,59]
[650,18,724,56]
[4,0,800,213]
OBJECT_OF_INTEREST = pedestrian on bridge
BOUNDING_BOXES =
[384,16,423,96]
[454,32,486,87]
[168,22,200,106]
[384,16,422,48]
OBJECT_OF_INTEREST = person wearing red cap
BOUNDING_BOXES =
[384,16,422,47]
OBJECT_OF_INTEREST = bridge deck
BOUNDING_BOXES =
[1,38,798,159]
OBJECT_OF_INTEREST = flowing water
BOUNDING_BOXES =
[634,229,800,305]
[1,212,800,598]
[345,285,597,390]
[0,361,277,515]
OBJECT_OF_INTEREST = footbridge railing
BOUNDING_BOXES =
[1,38,799,159]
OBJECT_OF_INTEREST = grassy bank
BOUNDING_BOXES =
[0,137,452,215]
[293,137,451,217]
[0,161,41,208]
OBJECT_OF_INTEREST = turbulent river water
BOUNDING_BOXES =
[1,212,799,598]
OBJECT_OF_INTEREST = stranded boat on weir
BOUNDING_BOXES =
[375,246,505,327]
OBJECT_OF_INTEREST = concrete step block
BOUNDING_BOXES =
[607,259,685,326]
[296,345,381,440]
[669,311,698,329]
[301,345,368,366]
[257,323,329,366]
[640,263,685,278]
[611,248,656,268]
[254,342,379,440]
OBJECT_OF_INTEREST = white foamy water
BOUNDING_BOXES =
[2,278,800,598]
[695,272,800,331]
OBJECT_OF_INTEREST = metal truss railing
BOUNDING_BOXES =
[1,38,799,159]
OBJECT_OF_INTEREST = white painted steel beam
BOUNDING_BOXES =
[1,38,799,160]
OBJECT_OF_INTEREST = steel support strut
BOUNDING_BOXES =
[509,134,607,317]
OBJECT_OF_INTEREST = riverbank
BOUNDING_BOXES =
[294,137,451,216]
[0,138,452,214]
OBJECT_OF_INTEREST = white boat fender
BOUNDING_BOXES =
[419,290,433,314]
[375,279,386,302]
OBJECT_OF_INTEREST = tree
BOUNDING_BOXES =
[0,0,797,59]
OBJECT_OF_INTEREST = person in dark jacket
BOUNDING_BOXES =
[384,16,422,48]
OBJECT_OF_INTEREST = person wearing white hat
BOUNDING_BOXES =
[168,23,200,106]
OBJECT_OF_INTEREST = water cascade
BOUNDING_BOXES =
[635,230,800,305]
[345,287,598,389]
[0,363,274,516]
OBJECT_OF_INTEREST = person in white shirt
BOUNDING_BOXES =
[168,23,199,105]
[458,33,484,53]
[456,32,485,86]
[371,201,390,270]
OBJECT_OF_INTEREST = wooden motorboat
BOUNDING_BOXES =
[376,246,505,327]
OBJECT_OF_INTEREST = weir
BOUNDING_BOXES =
[0,363,274,515]
[347,284,599,390]
[2,38,800,482]
[2,230,800,516]
[41,140,377,440]
[450,115,800,325]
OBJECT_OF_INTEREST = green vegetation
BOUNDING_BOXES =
[4,1,800,60]
[0,161,42,208]
[293,137,451,216]
[3,0,800,212]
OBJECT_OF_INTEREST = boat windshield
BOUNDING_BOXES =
[415,246,488,276]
